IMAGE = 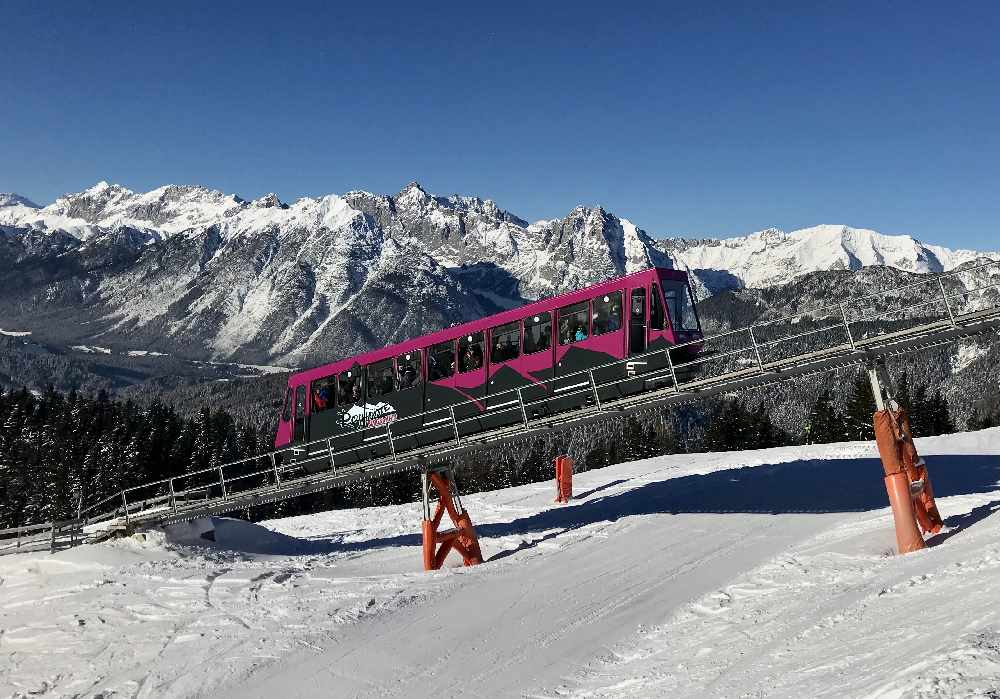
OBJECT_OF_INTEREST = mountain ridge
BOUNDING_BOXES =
[0,181,996,366]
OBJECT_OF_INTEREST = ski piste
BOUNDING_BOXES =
[2,258,998,555]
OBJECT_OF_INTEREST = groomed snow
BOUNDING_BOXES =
[1,430,999,697]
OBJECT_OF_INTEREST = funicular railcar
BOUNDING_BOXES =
[274,267,702,468]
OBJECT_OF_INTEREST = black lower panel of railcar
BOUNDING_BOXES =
[552,346,619,413]
[452,382,488,437]
[482,365,535,431]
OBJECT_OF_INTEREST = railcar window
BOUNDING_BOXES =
[663,280,700,330]
[592,291,623,335]
[367,359,395,400]
[295,385,306,418]
[428,340,456,381]
[458,332,485,373]
[490,321,520,363]
[338,369,362,406]
[523,312,552,354]
[396,351,422,390]
[650,283,665,330]
[558,301,590,345]
[311,376,336,413]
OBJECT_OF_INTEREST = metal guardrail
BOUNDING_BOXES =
[5,259,1000,554]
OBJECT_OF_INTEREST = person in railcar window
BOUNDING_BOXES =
[397,354,419,389]
[559,317,573,345]
[312,380,333,412]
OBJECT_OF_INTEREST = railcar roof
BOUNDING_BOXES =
[290,266,687,385]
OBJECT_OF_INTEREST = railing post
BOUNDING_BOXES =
[17,525,21,550]
[664,348,679,390]
[50,523,56,553]
[217,465,227,499]
[325,439,336,473]
[517,388,529,427]
[386,425,397,461]
[121,491,130,527]
[270,452,282,484]
[588,370,602,410]
[748,326,765,372]
[168,478,177,512]
[840,303,857,350]
[938,277,957,327]
[449,406,461,443]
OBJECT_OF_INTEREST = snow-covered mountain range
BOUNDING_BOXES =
[0,181,996,365]
[660,225,994,293]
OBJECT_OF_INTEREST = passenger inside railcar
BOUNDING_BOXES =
[458,333,484,372]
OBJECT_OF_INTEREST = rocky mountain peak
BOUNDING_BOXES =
[251,193,286,209]
[0,193,40,209]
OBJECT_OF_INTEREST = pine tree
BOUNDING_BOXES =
[805,390,841,444]
[843,372,876,441]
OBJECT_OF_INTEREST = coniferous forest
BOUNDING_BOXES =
[0,365,990,531]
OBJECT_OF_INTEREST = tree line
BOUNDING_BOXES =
[805,372,957,444]
[0,367,983,530]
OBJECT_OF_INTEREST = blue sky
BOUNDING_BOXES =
[2,1,998,249]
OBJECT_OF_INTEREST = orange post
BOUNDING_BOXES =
[873,408,943,554]
[421,469,483,571]
[554,456,574,503]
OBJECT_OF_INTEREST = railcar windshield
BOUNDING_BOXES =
[662,280,700,331]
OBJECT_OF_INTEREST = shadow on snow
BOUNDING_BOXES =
[220,452,1000,557]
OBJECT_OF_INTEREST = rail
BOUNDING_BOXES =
[5,258,1000,554]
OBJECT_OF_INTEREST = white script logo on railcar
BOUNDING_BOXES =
[339,402,399,431]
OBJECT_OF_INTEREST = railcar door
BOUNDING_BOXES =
[517,312,555,418]
[422,338,460,445]
[642,280,674,382]
[618,286,650,396]
[588,290,629,401]
[485,320,528,429]
[303,373,338,473]
[362,358,398,459]
[293,384,308,443]
[333,366,365,465]
[453,332,487,436]
[386,350,424,453]
[629,287,647,356]
[554,298,616,412]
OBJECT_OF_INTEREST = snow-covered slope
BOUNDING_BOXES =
[661,224,998,291]
[2,428,999,697]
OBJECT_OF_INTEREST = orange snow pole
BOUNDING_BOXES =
[554,456,574,503]
[420,469,483,571]
[873,409,943,554]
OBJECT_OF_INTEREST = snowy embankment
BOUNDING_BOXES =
[1,431,999,698]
